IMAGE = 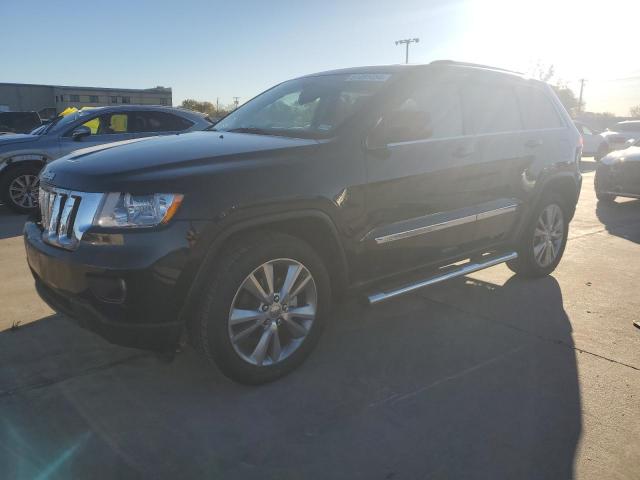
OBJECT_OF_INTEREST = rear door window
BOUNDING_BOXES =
[461,82,522,134]
[515,86,563,130]
[130,111,194,133]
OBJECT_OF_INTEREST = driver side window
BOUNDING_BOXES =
[78,113,130,136]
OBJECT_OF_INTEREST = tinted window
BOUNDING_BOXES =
[516,86,563,129]
[616,122,640,132]
[461,82,521,134]
[131,111,193,132]
[72,113,130,135]
[385,82,463,142]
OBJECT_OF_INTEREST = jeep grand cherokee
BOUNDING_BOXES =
[24,61,582,384]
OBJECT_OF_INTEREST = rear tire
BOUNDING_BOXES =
[190,232,331,384]
[594,143,609,162]
[0,164,41,214]
[594,170,616,203]
[507,194,569,278]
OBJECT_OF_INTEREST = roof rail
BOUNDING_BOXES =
[429,60,524,75]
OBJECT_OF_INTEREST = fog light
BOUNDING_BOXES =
[88,276,127,304]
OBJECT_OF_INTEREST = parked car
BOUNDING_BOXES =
[0,111,42,134]
[0,105,213,213]
[599,120,640,158]
[25,61,582,384]
[595,143,640,202]
[574,121,608,159]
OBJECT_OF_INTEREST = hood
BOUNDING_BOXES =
[0,133,38,147]
[42,131,320,192]
[601,146,640,165]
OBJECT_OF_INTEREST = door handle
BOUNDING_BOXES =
[453,146,474,158]
[525,139,543,148]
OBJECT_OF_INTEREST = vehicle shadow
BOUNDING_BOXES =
[0,204,27,240]
[416,273,581,478]
[595,197,640,244]
[579,157,597,173]
[0,275,581,479]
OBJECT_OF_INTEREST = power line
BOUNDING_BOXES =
[395,38,420,64]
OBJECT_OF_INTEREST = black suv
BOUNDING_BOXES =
[24,62,582,384]
[0,111,41,134]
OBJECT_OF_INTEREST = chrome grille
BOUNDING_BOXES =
[38,187,104,250]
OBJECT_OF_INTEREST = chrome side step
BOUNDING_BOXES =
[367,251,518,305]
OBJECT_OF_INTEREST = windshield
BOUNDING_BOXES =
[41,110,100,135]
[213,73,394,139]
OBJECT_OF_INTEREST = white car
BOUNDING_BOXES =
[599,120,640,158]
[574,121,607,159]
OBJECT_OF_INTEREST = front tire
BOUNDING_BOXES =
[190,232,331,384]
[1,164,41,214]
[507,194,569,277]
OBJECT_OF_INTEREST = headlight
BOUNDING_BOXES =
[94,193,183,228]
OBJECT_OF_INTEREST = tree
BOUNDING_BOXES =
[629,105,640,118]
[530,62,581,116]
[180,99,234,118]
[180,99,215,115]
[552,84,580,117]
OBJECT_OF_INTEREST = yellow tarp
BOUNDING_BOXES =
[59,107,78,116]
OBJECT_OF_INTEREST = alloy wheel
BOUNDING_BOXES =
[533,204,565,268]
[227,258,317,367]
[9,174,39,209]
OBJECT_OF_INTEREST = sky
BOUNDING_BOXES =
[2,0,639,115]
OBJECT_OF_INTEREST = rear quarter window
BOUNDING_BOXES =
[516,86,563,130]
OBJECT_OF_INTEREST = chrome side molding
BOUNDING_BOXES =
[374,203,518,245]
[375,214,476,245]
[367,251,518,305]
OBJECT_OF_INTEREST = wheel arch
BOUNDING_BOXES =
[537,173,580,221]
[0,154,48,177]
[178,209,349,325]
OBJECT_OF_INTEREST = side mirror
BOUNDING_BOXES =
[365,110,432,151]
[71,125,91,141]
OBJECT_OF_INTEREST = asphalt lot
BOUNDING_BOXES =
[0,159,638,479]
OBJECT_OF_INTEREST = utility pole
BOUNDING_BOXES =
[216,97,220,114]
[395,38,420,64]
[578,79,586,113]
[233,97,240,110]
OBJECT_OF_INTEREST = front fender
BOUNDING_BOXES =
[176,206,350,324]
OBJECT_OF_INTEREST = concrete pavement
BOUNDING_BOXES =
[0,161,638,479]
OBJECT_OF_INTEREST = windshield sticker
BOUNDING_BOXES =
[345,73,391,82]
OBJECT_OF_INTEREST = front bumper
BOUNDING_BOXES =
[24,219,205,351]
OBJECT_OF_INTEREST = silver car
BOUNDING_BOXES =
[0,105,212,213]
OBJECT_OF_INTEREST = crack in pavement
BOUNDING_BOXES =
[418,294,640,372]
[369,345,527,408]
[0,352,152,399]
